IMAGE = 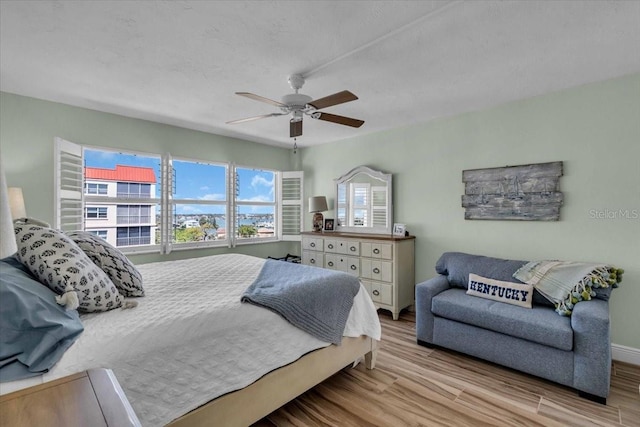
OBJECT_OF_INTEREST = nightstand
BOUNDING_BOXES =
[0,369,140,427]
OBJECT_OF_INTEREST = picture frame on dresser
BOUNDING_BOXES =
[323,218,335,232]
[393,223,405,236]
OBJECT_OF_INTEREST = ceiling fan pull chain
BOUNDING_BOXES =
[293,138,298,154]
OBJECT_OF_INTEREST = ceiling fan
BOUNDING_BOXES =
[226,74,364,138]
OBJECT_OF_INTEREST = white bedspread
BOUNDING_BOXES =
[1,254,380,426]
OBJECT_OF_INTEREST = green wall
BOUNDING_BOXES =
[299,73,640,349]
[1,74,638,349]
[0,92,298,263]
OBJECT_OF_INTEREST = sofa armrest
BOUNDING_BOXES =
[415,275,451,344]
[571,299,611,398]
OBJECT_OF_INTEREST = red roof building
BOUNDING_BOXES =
[85,165,156,183]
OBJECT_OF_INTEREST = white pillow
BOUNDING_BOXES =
[67,231,144,297]
[14,223,123,312]
[467,273,533,309]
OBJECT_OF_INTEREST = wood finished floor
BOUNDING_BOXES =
[254,311,640,427]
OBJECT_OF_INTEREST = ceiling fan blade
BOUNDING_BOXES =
[313,112,364,128]
[307,90,358,110]
[226,113,285,124]
[236,92,286,107]
[290,120,303,138]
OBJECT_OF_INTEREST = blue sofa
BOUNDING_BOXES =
[416,252,612,403]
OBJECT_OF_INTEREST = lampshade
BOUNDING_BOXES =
[308,196,328,213]
[0,164,18,258]
[8,187,26,219]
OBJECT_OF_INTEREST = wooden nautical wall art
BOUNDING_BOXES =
[462,161,563,221]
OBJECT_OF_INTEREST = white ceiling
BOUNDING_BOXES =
[1,1,639,149]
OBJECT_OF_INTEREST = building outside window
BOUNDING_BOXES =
[84,163,158,248]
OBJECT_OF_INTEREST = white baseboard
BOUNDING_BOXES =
[612,343,640,365]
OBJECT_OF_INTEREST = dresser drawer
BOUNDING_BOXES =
[361,259,393,283]
[325,254,359,276]
[302,236,324,251]
[302,250,324,267]
[324,239,338,253]
[361,242,393,260]
[325,239,359,255]
[363,280,393,306]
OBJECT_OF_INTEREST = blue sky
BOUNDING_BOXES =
[84,149,275,215]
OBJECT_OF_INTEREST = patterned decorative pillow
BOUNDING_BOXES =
[466,273,533,309]
[66,231,144,297]
[14,223,122,312]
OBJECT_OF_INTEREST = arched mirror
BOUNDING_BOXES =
[334,166,393,234]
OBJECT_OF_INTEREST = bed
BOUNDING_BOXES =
[0,253,381,426]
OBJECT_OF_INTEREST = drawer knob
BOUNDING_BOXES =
[373,267,380,274]
[373,290,380,296]
[328,261,334,267]
[350,264,357,270]
[373,248,380,254]
[350,246,356,252]
[310,259,315,264]
[310,242,315,248]
[328,244,333,249]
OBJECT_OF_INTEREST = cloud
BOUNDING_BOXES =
[251,175,274,189]
[249,174,275,197]
[199,193,226,201]
[200,186,210,191]
[237,195,272,203]
[179,205,202,214]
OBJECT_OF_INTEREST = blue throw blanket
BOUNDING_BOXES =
[241,260,360,345]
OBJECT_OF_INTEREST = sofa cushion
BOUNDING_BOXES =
[432,288,573,351]
[435,252,553,307]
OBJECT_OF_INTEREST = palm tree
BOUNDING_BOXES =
[238,224,257,238]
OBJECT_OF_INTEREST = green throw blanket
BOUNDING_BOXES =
[513,261,623,316]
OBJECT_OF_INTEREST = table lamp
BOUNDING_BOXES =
[0,165,18,258]
[309,196,328,232]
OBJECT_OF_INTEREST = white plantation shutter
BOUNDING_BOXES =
[54,137,84,232]
[279,171,303,241]
[372,186,388,227]
[351,183,370,226]
[160,152,173,254]
[336,183,347,227]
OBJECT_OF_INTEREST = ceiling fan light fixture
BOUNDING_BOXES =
[291,111,303,122]
[281,93,312,109]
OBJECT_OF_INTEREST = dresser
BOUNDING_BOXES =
[301,231,415,320]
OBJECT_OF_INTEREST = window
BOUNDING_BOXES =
[117,182,151,198]
[55,138,303,254]
[234,167,276,241]
[117,205,151,224]
[117,226,151,247]
[85,207,108,219]
[89,230,108,239]
[85,183,108,195]
[169,159,228,247]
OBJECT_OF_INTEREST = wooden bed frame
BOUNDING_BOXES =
[168,335,377,427]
